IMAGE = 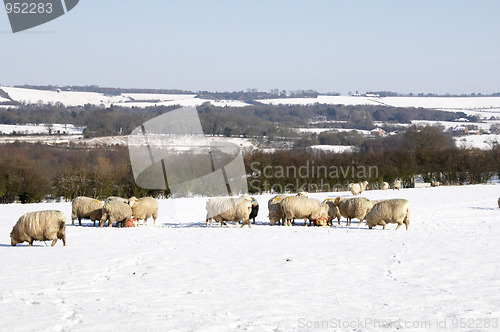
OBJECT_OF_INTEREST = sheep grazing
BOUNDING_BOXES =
[322,198,342,225]
[100,198,132,228]
[393,180,402,190]
[381,182,389,191]
[71,196,104,226]
[268,195,287,226]
[359,181,369,194]
[348,183,362,196]
[107,196,129,204]
[366,199,410,230]
[268,193,309,226]
[10,210,66,247]
[332,196,373,226]
[128,196,159,226]
[205,194,253,228]
[349,181,369,196]
[280,196,328,226]
[249,197,259,224]
[89,209,103,227]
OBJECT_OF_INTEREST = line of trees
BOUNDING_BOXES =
[0,143,166,203]
[1,125,498,203]
[0,102,472,139]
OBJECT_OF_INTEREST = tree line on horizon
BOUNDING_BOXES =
[0,125,498,203]
[0,103,473,139]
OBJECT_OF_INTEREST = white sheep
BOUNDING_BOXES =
[268,195,287,226]
[322,198,342,225]
[359,181,369,194]
[100,198,133,228]
[332,196,373,226]
[431,181,441,187]
[71,196,104,226]
[107,196,129,204]
[366,199,410,230]
[205,194,253,228]
[349,181,368,196]
[381,182,389,190]
[89,209,102,227]
[128,196,159,226]
[280,196,328,226]
[10,210,66,247]
[393,180,402,190]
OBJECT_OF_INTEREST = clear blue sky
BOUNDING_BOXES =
[1,0,499,95]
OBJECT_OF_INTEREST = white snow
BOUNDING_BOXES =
[411,120,494,131]
[0,123,84,135]
[297,128,372,135]
[2,87,129,107]
[454,134,500,150]
[0,87,251,108]
[1,184,499,331]
[121,93,198,102]
[308,145,356,153]
[259,95,500,111]
[258,96,382,106]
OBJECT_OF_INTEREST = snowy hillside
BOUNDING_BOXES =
[1,184,499,331]
[0,123,83,135]
[259,95,500,111]
[0,87,250,108]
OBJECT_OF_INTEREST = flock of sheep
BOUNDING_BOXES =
[208,187,410,230]
[9,180,499,247]
[9,195,159,247]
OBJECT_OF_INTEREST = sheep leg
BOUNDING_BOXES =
[71,218,75,226]
[304,218,308,226]
[395,222,402,230]
[78,217,82,226]
[357,219,364,226]
[241,219,251,228]
[381,221,386,230]
[51,239,57,246]
[404,222,409,230]
[108,217,114,228]
[29,240,33,247]
[62,234,66,246]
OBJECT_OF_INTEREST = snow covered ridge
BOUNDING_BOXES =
[258,95,500,110]
[4,86,500,110]
[0,185,499,330]
[0,87,251,108]
[0,123,84,135]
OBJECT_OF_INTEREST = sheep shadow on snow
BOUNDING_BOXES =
[469,207,497,211]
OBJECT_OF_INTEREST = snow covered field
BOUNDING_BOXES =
[0,87,250,108]
[0,123,83,135]
[1,185,499,331]
[259,95,500,112]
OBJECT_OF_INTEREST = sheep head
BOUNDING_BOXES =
[128,196,138,207]
[332,196,345,206]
